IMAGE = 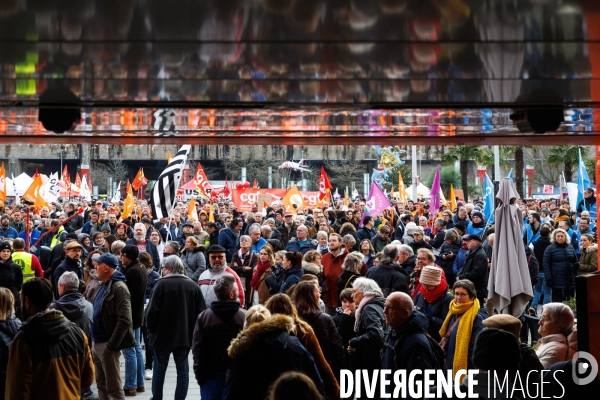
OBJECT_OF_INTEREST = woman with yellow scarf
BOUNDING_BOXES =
[439,280,487,379]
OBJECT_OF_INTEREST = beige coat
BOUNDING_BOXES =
[536,330,578,368]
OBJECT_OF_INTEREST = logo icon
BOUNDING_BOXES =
[572,351,599,385]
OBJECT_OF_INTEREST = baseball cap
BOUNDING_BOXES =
[92,253,119,269]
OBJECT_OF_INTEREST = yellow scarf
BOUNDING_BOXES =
[438,298,480,381]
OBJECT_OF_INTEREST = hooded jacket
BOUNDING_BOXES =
[92,270,137,350]
[382,310,438,373]
[0,316,20,399]
[192,300,245,385]
[348,296,386,371]
[578,243,598,274]
[6,310,94,399]
[51,290,93,344]
[224,315,324,400]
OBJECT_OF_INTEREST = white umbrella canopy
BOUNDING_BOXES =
[487,178,534,317]
[6,172,33,196]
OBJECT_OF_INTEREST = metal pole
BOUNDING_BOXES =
[268,167,272,189]
[412,146,418,201]
[363,173,369,198]
[241,167,247,184]
[493,145,500,182]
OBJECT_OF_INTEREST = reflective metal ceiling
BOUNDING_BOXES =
[1,0,599,144]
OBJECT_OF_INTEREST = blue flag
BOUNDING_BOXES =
[483,173,495,225]
[507,169,513,180]
[577,149,591,209]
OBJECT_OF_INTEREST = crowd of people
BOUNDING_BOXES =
[0,188,597,399]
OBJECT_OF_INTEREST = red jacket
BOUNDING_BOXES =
[322,248,347,308]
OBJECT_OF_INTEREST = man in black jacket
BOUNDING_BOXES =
[366,244,410,297]
[192,275,245,400]
[119,245,148,395]
[145,255,206,400]
[382,292,438,385]
[53,240,84,299]
[457,234,488,306]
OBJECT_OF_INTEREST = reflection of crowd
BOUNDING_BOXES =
[0,0,593,105]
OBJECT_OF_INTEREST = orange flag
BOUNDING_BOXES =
[208,202,215,222]
[167,151,172,164]
[120,182,135,221]
[0,163,6,206]
[22,174,49,208]
[281,185,306,214]
[75,172,82,189]
[132,167,144,191]
[188,196,198,222]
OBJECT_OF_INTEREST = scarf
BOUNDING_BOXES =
[227,227,240,242]
[354,295,375,332]
[250,260,271,290]
[419,278,448,304]
[115,233,128,242]
[438,298,480,381]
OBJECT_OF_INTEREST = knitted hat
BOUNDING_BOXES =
[419,266,442,286]
[483,314,522,339]
[121,245,139,261]
[0,241,12,253]
[0,214,9,221]
[472,211,484,219]
[453,222,467,233]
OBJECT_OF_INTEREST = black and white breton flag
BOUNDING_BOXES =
[150,145,191,222]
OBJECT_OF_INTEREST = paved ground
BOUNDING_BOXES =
[90,352,200,399]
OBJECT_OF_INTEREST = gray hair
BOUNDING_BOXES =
[342,234,356,246]
[162,255,186,275]
[248,224,262,235]
[213,275,239,301]
[134,222,146,234]
[111,240,126,256]
[382,244,399,264]
[240,235,251,244]
[543,303,575,335]
[165,241,180,254]
[58,271,80,291]
[261,225,272,234]
[263,218,276,226]
[398,244,414,256]
[352,277,384,297]
[342,252,363,273]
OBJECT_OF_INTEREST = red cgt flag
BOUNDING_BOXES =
[319,166,333,201]
[132,167,145,191]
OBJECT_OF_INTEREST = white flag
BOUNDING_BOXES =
[11,174,19,204]
[80,176,92,201]
[111,182,121,203]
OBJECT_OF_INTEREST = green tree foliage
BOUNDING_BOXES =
[441,146,479,201]
[380,163,412,192]
[547,146,589,183]
[424,166,462,197]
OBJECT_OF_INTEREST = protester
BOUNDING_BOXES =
[0,288,20,400]
[577,233,597,274]
[192,275,245,400]
[198,245,244,307]
[332,288,356,350]
[0,242,23,318]
[543,228,577,302]
[267,371,324,400]
[365,244,409,296]
[322,233,347,316]
[7,278,94,399]
[439,280,487,376]
[91,252,136,400]
[413,265,453,341]
[223,306,324,400]
[53,240,84,299]
[336,251,363,300]
[249,245,275,305]
[456,234,488,305]
[126,222,161,271]
[231,235,257,308]
[181,236,207,281]
[145,256,207,399]
[438,229,461,284]
[294,281,346,383]
[536,303,577,368]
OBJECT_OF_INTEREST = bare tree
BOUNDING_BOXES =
[324,159,367,195]
[222,155,284,188]
[107,158,129,185]
[526,147,564,188]
[89,164,112,192]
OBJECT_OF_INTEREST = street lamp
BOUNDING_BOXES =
[60,145,66,173]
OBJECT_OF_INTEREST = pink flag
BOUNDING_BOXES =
[430,165,442,216]
[365,182,391,219]
[543,185,554,194]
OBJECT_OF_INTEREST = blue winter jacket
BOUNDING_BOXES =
[543,242,577,290]
[444,307,488,371]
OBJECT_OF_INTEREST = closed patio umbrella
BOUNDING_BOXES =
[487,178,533,317]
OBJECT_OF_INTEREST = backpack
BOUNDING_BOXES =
[392,330,445,370]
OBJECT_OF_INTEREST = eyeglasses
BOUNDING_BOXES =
[454,292,469,298]
[210,255,225,259]
[539,316,559,324]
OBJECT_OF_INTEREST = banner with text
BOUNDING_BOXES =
[233,189,323,212]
